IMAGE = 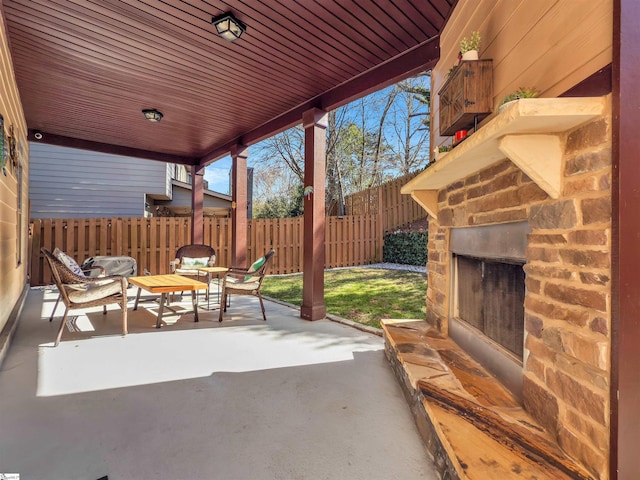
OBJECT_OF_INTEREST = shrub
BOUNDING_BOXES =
[383,229,428,266]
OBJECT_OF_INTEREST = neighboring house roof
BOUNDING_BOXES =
[153,180,232,217]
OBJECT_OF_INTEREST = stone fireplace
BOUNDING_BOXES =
[400,96,612,479]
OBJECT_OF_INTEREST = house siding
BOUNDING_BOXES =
[29,143,171,218]
[0,6,29,336]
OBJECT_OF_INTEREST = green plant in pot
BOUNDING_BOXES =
[460,31,481,61]
[500,87,539,109]
[433,144,450,161]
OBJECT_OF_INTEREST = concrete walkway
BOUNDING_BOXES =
[0,287,437,480]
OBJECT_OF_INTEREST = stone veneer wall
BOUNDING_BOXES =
[425,115,611,479]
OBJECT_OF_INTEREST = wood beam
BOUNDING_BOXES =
[28,130,195,165]
[560,64,612,97]
[230,144,248,268]
[198,37,440,165]
[301,108,328,321]
[191,165,204,244]
[611,0,640,478]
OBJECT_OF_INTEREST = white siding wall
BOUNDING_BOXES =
[29,143,171,218]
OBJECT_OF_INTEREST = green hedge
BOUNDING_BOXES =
[383,229,428,266]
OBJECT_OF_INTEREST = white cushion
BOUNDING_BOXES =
[227,281,260,291]
[175,268,201,276]
[67,279,122,303]
[181,256,210,267]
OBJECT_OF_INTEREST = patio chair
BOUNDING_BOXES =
[42,247,128,347]
[170,244,216,300]
[49,247,106,321]
[218,249,275,322]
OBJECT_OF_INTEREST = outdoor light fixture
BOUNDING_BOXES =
[211,12,246,42]
[142,109,163,122]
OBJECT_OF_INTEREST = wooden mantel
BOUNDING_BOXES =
[402,97,608,217]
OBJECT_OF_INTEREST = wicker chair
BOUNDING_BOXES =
[170,244,216,300]
[218,250,275,322]
[42,248,128,346]
[49,248,106,321]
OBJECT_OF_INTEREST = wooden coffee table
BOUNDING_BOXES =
[129,274,209,328]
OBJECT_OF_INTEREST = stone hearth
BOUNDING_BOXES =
[381,319,593,480]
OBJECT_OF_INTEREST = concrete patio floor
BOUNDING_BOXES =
[0,286,438,480]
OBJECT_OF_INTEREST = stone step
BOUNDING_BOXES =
[381,319,594,480]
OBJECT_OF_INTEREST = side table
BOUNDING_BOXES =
[196,267,229,309]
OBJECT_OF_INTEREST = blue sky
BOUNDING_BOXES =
[204,156,232,194]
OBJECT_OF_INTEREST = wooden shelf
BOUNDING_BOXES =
[402,97,608,217]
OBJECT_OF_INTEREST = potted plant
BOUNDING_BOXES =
[460,31,481,61]
[499,87,539,111]
[433,144,451,161]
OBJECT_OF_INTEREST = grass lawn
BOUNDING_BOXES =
[262,268,427,330]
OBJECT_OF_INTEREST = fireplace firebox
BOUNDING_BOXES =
[453,254,525,357]
[449,221,530,397]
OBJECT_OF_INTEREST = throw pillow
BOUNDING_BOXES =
[245,256,266,281]
[181,256,209,267]
[53,248,86,277]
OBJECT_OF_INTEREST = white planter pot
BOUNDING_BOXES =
[461,50,478,61]
[499,100,517,113]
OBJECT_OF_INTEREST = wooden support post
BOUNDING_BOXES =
[231,144,248,268]
[301,108,328,321]
[191,164,204,244]
[612,0,640,477]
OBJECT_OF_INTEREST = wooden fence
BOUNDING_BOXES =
[30,215,382,286]
[342,171,425,231]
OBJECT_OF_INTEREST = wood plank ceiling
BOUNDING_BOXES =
[2,0,455,166]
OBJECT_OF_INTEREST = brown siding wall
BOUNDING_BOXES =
[0,7,29,333]
[426,111,612,478]
[432,0,612,154]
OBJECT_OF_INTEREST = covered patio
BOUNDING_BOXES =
[0,288,437,479]
[2,0,640,478]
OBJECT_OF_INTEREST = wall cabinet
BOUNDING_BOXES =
[438,60,493,136]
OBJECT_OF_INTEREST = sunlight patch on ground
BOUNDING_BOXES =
[37,323,381,397]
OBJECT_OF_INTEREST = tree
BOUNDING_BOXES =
[390,75,431,175]
[252,164,304,218]
[250,73,432,213]
[258,127,305,184]
[253,183,304,218]
[326,108,350,215]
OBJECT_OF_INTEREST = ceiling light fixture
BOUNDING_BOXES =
[142,109,163,122]
[211,12,246,42]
